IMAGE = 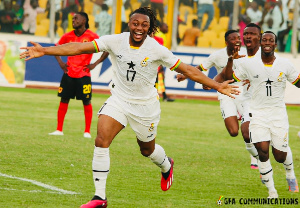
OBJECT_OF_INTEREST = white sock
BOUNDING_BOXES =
[92,146,110,200]
[258,159,276,192]
[245,142,259,158]
[148,144,170,173]
[283,146,296,179]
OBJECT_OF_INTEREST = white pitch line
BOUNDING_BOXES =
[290,125,300,129]
[0,187,64,194]
[0,172,80,195]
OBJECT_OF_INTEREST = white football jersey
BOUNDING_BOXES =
[234,55,300,112]
[93,32,180,103]
[200,47,247,100]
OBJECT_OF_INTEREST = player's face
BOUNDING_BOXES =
[72,14,85,29]
[261,33,277,55]
[128,13,150,47]
[243,27,261,50]
[226,32,241,51]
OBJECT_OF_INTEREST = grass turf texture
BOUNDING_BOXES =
[0,87,300,208]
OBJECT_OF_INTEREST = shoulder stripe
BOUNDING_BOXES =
[292,74,300,85]
[233,72,241,82]
[92,40,100,53]
[170,59,181,71]
[199,64,208,71]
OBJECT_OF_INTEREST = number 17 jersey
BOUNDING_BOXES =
[92,32,181,104]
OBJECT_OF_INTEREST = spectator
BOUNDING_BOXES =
[64,0,84,12]
[12,2,24,34]
[150,0,164,23]
[219,0,234,17]
[277,0,292,52]
[0,0,16,33]
[196,0,214,31]
[95,4,112,36]
[22,0,46,35]
[155,21,169,47]
[89,0,103,16]
[155,21,175,102]
[61,3,78,33]
[246,1,262,24]
[182,19,201,46]
[260,1,284,36]
[139,0,150,7]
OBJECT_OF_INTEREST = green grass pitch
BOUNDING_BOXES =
[0,87,299,208]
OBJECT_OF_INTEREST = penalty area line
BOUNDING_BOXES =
[0,172,80,195]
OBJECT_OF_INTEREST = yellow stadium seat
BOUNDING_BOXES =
[35,25,48,36]
[211,24,226,35]
[208,18,217,30]
[132,2,141,10]
[178,24,188,39]
[36,13,48,25]
[202,30,217,42]
[56,26,64,37]
[211,37,226,48]
[84,2,94,15]
[218,31,226,39]
[197,37,210,48]
[219,16,230,30]
[179,5,193,17]
[39,0,47,9]
[40,18,50,30]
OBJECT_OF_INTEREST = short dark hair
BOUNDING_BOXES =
[192,19,198,26]
[245,23,261,34]
[102,4,108,11]
[262,31,277,43]
[77,12,89,29]
[224,30,238,41]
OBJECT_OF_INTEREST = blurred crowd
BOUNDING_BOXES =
[0,0,299,52]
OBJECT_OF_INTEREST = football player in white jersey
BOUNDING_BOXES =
[177,26,261,169]
[20,7,240,208]
[218,31,300,198]
[214,24,262,169]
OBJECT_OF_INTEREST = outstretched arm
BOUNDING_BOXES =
[20,41,97,61]
[175,62,239,98]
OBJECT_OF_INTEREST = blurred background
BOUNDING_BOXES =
[0,0,299,104]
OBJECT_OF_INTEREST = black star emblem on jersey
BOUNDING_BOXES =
[265,78,273,85]
[127,61,135,70]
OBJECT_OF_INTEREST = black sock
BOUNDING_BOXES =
[92,195,105,201]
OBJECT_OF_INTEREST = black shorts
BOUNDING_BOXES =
[58,73,92,101]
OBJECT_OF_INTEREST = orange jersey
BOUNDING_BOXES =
[56,29,99,78]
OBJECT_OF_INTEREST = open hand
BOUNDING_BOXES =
[217,79,240,99]
[20,41,44,61]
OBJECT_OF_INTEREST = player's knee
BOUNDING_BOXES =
[228,129,238,137]
[140,148,152,157]
[95,135,110,148]
[273,153,286,163]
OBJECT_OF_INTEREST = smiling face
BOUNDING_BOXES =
[243,26,261,50]
[261,32,277,56]
[226,32,241,52]
[128,13,150,47]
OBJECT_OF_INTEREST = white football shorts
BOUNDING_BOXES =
[97,95,161,142]
[220,96,250,123]
[249,120,289,152]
